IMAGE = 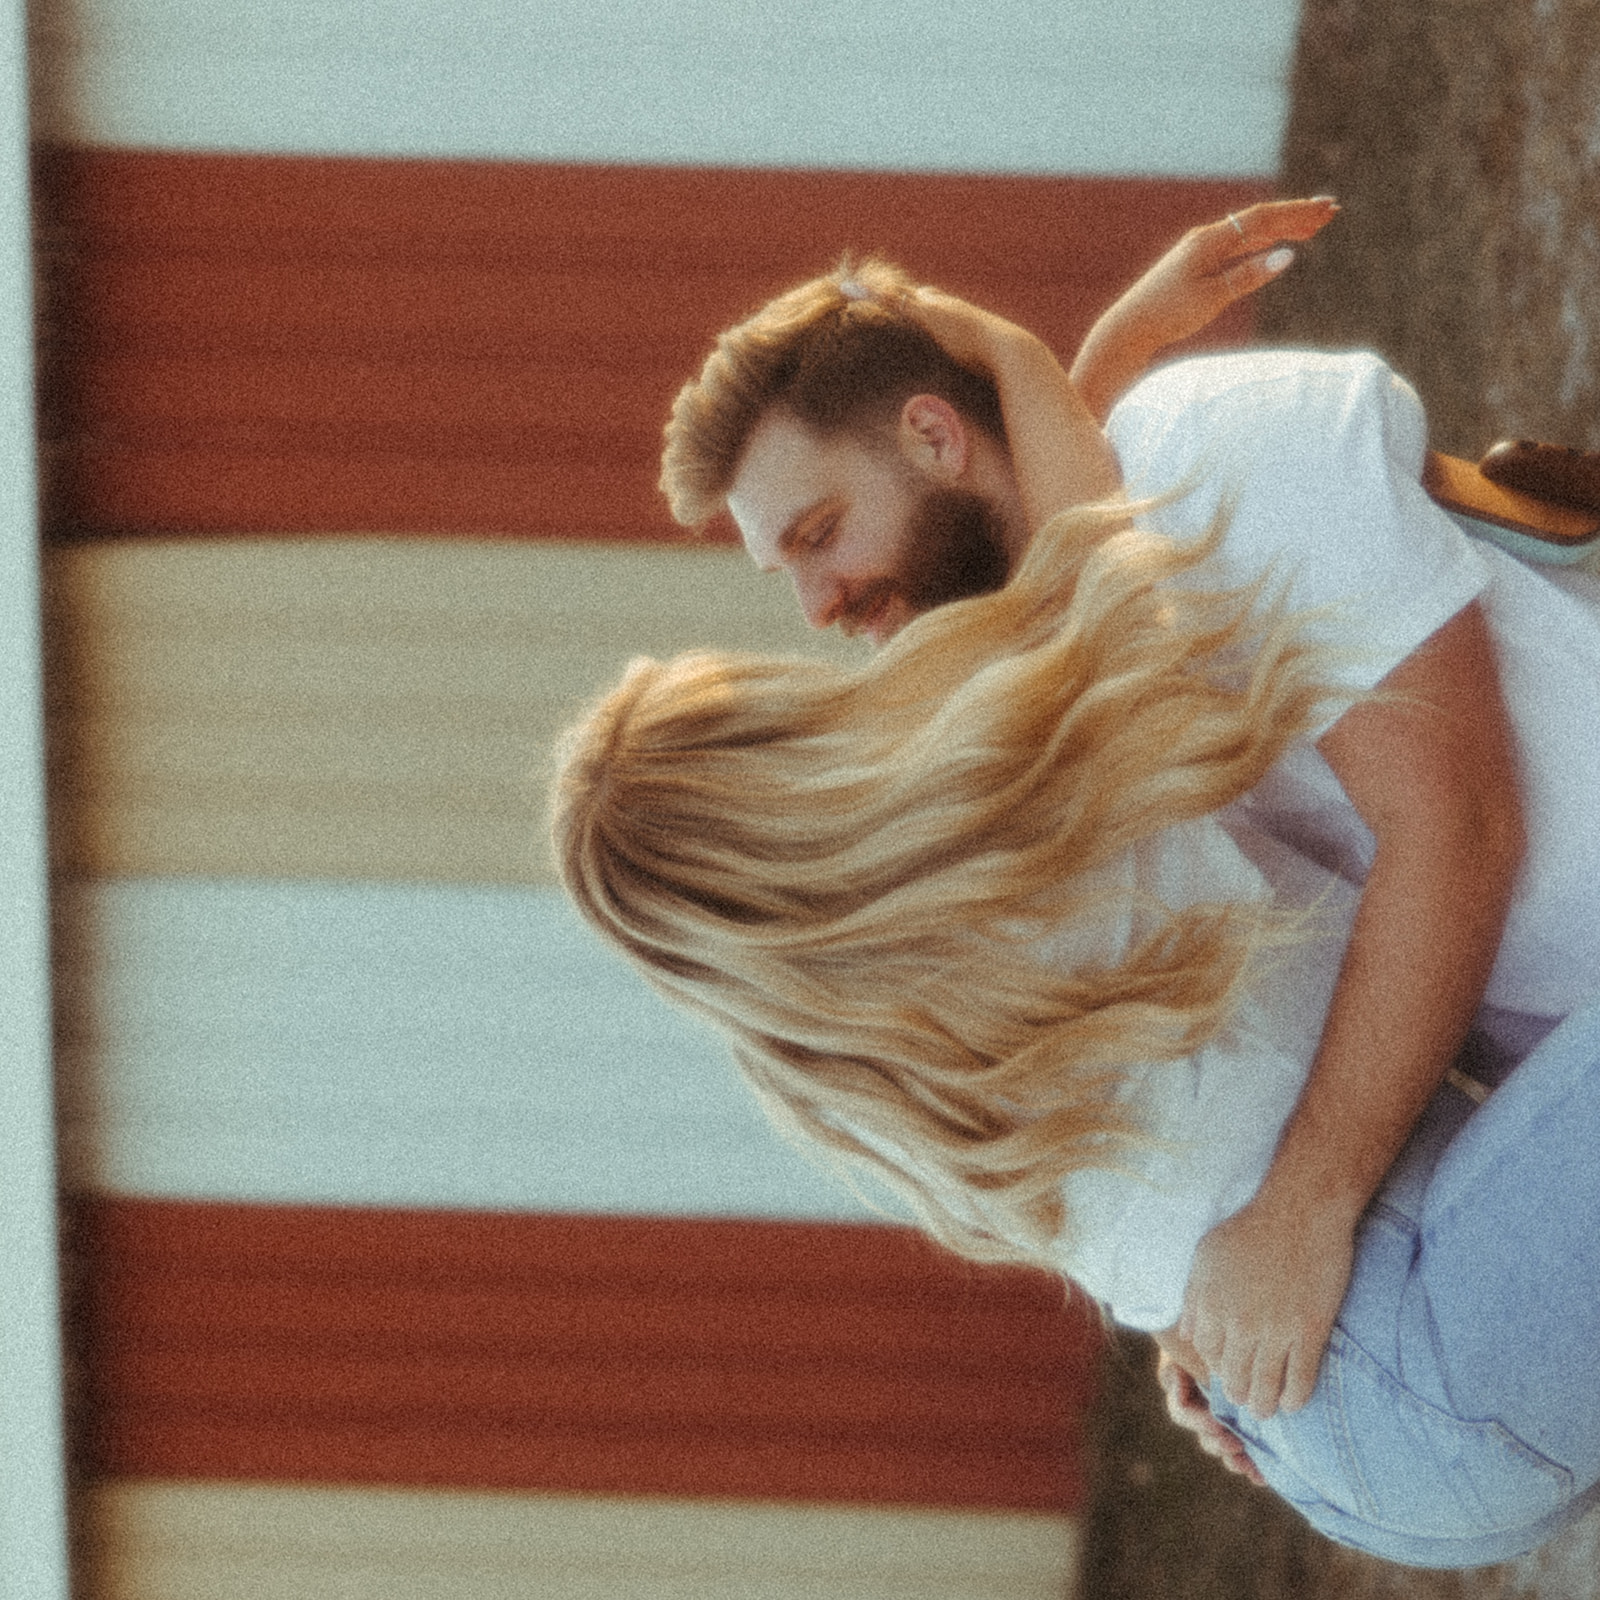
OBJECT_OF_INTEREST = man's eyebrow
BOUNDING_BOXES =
[775,499,830,558]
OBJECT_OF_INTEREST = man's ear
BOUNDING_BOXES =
[896,394,970,483]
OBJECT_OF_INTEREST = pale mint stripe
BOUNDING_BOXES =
[56,877,897,1222]
[0,0,70,1590]
[34,0,1296,176]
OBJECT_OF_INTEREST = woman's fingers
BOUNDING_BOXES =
[1217,196,1340,254]
[1191,197,1339,283]
[1219,247,1297,301]
[1157,1355,1267,1485]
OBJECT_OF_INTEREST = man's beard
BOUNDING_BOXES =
[837,484,1013,638]
[896,485,1012,611]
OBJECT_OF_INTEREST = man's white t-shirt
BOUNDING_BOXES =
[1053,350,1600,1330]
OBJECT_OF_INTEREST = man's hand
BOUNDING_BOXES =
[1155,1349,1267,1485]
[1070,196,1341,421]
[1178,1192,1356,1419]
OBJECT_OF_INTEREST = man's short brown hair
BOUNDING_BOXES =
[660,257,1007,528]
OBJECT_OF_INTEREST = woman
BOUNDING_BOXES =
[551,244,1600,1566]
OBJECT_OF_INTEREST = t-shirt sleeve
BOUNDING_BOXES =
[1107,351,1490,735]
[1058,1156,1208,1332]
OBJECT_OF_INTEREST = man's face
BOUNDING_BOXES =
[726,408,1011,645]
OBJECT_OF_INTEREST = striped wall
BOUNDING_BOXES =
[48,530,1107,1596]
[36,0,1300,1591]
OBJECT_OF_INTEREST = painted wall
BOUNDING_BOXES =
[32,0,1300,176]
[35,0,1304,1590]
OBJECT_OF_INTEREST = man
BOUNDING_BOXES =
[660,201,1327,639]
[655,200,1530,1476]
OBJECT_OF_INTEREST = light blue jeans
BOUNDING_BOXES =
[1208,999,1600,1568]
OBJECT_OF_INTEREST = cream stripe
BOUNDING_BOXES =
[48,537,860,886]
[81,1481,1078,1600]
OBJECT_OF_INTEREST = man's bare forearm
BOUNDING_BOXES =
[1181,604,1524,1415]
[1254,800,1520,1227]
[1270,605,1525,1222]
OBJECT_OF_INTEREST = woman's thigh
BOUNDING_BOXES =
[1418,1000,1600,1481]
[1208,1001,1600,1565]
[1210,1187,1587,1565]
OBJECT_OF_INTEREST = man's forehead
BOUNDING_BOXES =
[732,409,840,494]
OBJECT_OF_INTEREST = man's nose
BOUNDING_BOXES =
[792,566,845,629]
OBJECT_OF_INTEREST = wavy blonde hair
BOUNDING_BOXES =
[551,503,1338,1268]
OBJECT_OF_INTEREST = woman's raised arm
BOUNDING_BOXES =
[1069,197,1341,422]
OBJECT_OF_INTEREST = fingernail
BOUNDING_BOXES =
[1312,194,1339,205]
[1265,248,1295,274]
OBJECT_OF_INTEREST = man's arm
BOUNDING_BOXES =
[1069,198,1341,422]
[1178,600,1525,1418]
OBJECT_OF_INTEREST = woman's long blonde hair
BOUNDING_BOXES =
[551,502,1336,1268]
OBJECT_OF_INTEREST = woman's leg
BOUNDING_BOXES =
[1206,1000,1600,1567]
[1417,1000,1600,1482]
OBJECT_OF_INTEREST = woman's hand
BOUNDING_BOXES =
[897,285,1045,380]
[1070,197,1341,421]
[1178,1191,1357,1419]
[1155,1348,1267,1485]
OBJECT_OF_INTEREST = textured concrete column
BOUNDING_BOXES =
[1261,0,1600,460]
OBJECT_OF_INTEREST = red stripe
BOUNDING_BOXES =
[91,1270,1066,1371]
[72,1198,1102,1509]
[39,148,1270,540]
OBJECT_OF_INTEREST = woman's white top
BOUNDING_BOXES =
[1055,350,1600,1331]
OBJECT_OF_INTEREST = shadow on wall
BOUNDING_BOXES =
[1259,0,1600,461]
[28,0,81,143]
